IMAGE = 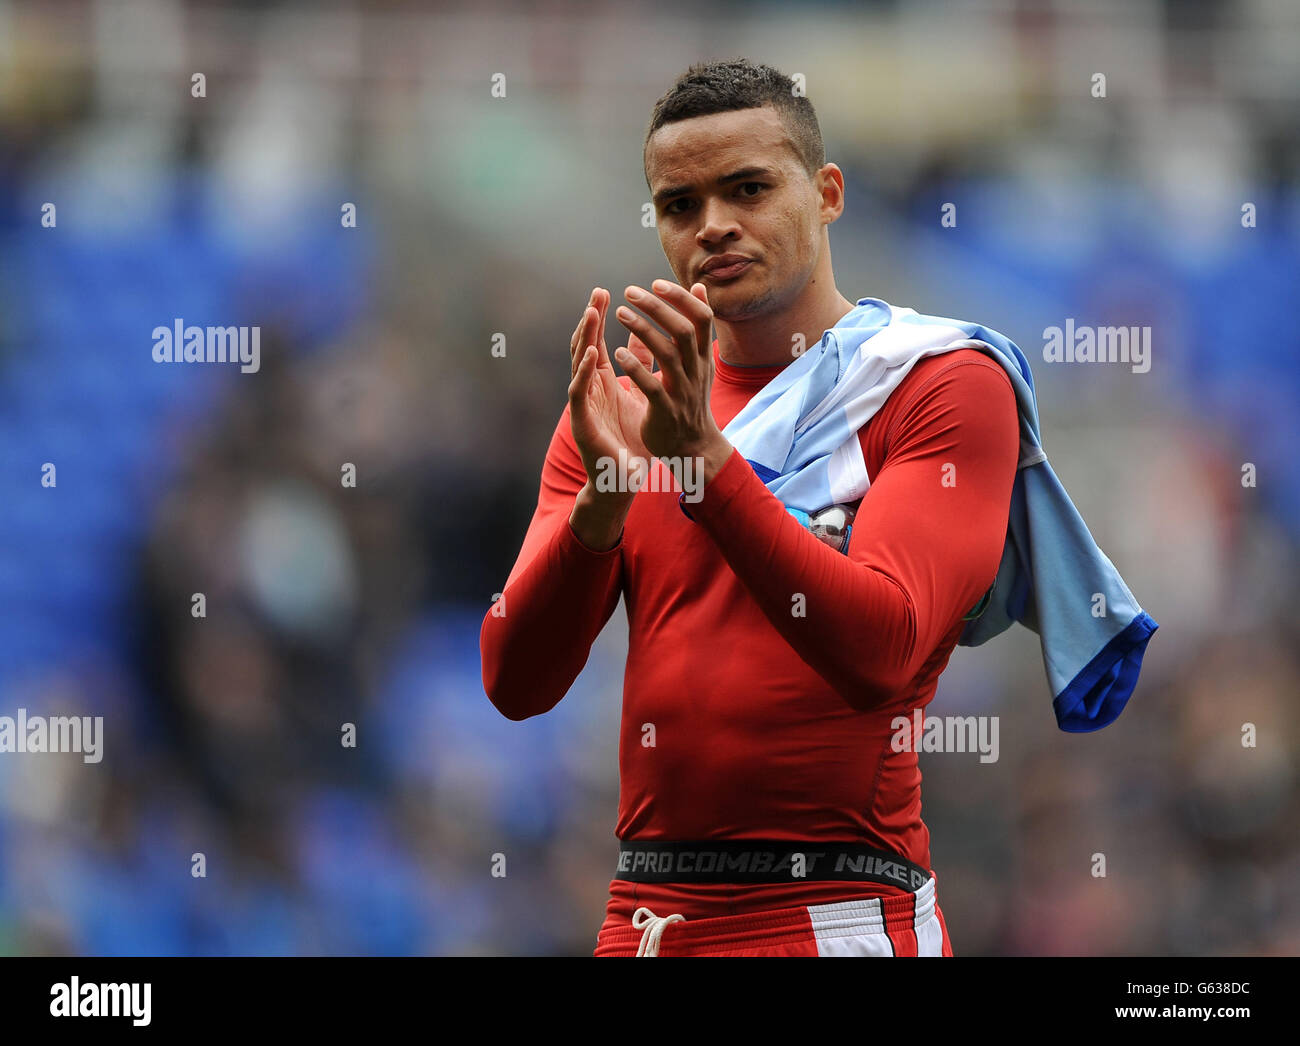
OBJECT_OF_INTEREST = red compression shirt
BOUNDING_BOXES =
[480,340,1019,934]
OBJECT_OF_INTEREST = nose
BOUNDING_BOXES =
[695,197,741,247]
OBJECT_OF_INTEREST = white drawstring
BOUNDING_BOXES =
[632,906,686,956]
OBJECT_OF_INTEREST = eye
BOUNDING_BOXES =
[663,183,766,216]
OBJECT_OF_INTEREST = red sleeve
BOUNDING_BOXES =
[686,356,1019,710]
[479,402,624,721]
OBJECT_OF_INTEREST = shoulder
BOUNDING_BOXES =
[887,348,1013,419]
[871,348,1017,457]
[898,347,1012,395]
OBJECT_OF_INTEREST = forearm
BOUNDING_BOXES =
[688,450,923,707]
[481,509,623,720]
[687,359,1019,709]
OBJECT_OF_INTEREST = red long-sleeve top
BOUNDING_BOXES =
[480,340,1019,934]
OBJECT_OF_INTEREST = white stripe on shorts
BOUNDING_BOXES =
[807,875,940,957]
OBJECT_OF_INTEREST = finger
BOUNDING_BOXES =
[648,278,712,325]
[568,344,596,415]
[571,299,597,378]
[615,301,687,393]
[570,313,582,371]
[628,284,699,380]
[650,278,713,374]
[614,344,672,413]
[622,331,655,371]
[688,282,714,369]
[572,290,597,352]
[593,288,614,369]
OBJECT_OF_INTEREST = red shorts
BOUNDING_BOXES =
[594,875,953,956]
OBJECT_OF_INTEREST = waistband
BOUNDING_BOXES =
[596,876,940,956]
[614,839,932,891]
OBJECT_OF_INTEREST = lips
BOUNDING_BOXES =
[701,256,753,280]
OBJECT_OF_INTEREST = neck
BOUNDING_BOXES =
[715,278,857,368]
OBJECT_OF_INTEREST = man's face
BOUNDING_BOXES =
[645,105,831,323]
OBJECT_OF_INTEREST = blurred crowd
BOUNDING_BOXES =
[0,0,1297,955]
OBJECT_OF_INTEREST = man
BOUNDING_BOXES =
[481,58,1022,957]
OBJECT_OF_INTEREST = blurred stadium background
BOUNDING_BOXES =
[0,0,1297,956]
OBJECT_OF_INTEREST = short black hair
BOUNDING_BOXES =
[644,58,825,184]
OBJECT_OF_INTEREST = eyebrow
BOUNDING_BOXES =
[652,166,778,207]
